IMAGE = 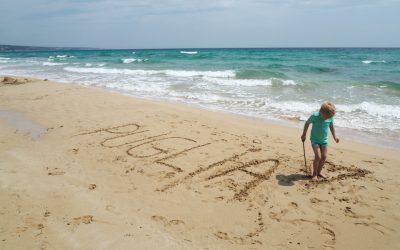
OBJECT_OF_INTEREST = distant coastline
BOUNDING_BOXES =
[1,44,400,53]
[0,44,98,52]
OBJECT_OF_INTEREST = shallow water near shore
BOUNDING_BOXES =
[1,48,399,148]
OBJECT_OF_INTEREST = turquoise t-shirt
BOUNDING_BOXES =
[307,111,334,144]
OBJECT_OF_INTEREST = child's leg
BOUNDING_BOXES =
[317,145,328,178]
[311,144,321,180]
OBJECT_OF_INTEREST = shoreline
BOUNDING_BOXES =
[1,75,399,249]
[18,74,400,150]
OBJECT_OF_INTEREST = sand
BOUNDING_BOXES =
[1,76,399,249]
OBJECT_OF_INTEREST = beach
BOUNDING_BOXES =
[1,75,399,249]
[1,48,400,149]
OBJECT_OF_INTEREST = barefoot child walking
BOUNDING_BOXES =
[301,102,339,181]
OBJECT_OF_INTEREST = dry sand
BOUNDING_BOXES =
[1,76,399,249]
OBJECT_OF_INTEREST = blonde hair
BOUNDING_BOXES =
[320,101,336,118]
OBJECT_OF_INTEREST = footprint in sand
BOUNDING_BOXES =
[310,197,328,204]
[151,215,185,228]
[214,231,229,240]
[47,168,65,176]
[269,209,288,222]
[344,206,374,220]
[67,215,94,230]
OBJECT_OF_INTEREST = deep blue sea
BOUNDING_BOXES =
[1,48,399,148]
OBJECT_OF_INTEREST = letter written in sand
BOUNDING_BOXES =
[127,137,210,172]
[78,123,211,172]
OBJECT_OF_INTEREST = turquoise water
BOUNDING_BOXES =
[1,48,400,147]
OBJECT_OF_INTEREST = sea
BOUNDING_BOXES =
[1,48,399,148]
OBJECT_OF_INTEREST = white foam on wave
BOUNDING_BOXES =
[180,51,198,55]
[204,77,272,86]
[121,58,147,63]
[164,70,235,78]
[337,102,400,119]
[266,101,318,114]
[281,79,298,85]
[0,57,10,63]
[122,58,136,63]
[263,101,400,121]
[85,63,92,67]
[362,60,386,64]
[255,100,400,131]
[42,62,67,66]
[55,55,74,59]
[169,90,223,103]
[204,77,300,87]
[63,67,235,78]
[64,67,143,75]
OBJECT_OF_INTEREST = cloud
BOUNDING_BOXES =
[0,0,399,48]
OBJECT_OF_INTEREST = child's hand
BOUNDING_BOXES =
[335,138,340,143]
[301,135,306,142]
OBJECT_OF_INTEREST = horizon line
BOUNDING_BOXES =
[1,44,400,52]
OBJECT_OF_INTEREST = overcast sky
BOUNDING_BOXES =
[1,0,399,49]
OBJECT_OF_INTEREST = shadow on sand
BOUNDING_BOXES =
[276,174,311,186]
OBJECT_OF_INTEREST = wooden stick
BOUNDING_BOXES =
[302,141,307,175]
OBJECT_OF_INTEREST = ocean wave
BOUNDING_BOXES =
[294,65,337,73]
[362,60,386,64]
[266,101,318,114]
[236,69,287,79]
[369,81,400,92]
[180,51,198,55]
[204,77,300,87]
[337,102,400,119]
[122,58,136,63]
[204,77,272,86]
[280,79,298,85]
[85,63,92,67]
[169,91,223,103]
[63,67,235,78]
[121,58,146,63]
[164,70,234,78]
[42,62,67,66]
[52,55,75,59]
[268,101,400,119]
[0,57,10,63]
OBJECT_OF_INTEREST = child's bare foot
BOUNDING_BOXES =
[311,175,319,182]
[317,174,326,179]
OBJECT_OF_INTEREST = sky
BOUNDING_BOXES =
[0,0,399,49]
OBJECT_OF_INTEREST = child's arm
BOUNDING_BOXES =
[329,124,339,143]
[301,121,310,142]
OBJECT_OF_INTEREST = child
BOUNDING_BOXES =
[301,101,339,181]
